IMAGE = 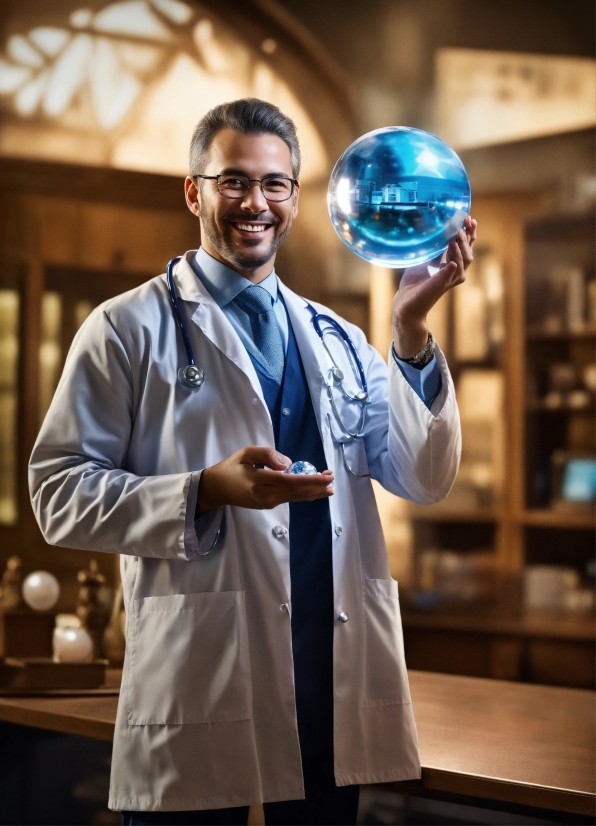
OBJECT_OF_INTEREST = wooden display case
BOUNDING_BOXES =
[391,195,596,689]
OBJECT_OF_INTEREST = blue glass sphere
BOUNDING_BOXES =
[328,127,471,268]
[283,461,318,475]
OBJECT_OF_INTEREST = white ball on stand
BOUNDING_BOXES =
[22,571,60,612]
[53,626,94,663]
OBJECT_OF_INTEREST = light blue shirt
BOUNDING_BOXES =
[192,247,441,410]
[193,248,289,360]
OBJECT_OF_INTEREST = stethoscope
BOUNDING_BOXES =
[166,257,371,477]
[304,302,371,478]
[167,256,206,389]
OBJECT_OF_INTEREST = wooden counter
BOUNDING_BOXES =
[0,670,593,817]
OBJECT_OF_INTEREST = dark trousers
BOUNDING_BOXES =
[121,783,359,825]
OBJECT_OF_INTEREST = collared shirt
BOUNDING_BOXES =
[193,247,289,361]
[191,247,441,409]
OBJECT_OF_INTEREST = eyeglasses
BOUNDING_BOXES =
[194,173,299,202]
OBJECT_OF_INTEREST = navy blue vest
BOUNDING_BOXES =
[247,312,335,790]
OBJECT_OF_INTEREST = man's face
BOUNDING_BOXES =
[187,129,299,277]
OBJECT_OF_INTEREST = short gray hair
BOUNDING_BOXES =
[189,98,301,179]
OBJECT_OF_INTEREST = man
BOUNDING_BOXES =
[29,99,475,826]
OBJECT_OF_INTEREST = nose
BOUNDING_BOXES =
[240,181,269,212]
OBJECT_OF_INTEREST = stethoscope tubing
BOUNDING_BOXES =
[167,256,196,368]
[305,302,368,393]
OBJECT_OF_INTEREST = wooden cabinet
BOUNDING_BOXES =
[386,195,596,689]
[0,158,198,608]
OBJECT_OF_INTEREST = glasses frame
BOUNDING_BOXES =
[194,173,299,202]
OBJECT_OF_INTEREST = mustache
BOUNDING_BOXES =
[224,213,280,225]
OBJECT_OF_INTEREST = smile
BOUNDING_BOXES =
[230,222,272,234]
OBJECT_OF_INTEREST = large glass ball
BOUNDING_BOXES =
[328,127,471,268]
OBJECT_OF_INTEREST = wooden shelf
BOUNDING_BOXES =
[519,508,595,529]
[525,399,595,413]
[406,505,503,523]
[526,325,596,340]
[402,607,595,642]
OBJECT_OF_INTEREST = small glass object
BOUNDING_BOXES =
[53,625,94,663]
[328,127,471,268]
[284,461,318,475]
[22,570,60,611]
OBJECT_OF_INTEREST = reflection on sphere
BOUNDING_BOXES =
[284,461,318,475]
[328,127,471,268]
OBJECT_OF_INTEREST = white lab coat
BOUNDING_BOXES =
[29,251,461,812]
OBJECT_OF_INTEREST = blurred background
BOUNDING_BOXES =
[0,0,593,823]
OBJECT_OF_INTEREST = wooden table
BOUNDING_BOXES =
[0,670,593,818]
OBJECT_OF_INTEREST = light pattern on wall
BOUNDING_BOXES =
[0,0,327,180]
[437,48,596,150]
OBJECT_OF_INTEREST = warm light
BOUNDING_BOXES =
[93,1,172,39]
[437,48,596,149]
[29,27,70,57]
[261,39,277,54]
[15,70,48,115]
[7,34,44,68]
[90,37,142,128]
[43,33,92,116]
[151,0,193,24]
[70,8,93,28]
[0,60,31,93]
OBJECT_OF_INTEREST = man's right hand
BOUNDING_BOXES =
[196,446,334,515]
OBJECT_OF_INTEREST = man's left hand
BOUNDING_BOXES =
[392,215,477,359]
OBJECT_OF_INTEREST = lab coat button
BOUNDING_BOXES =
[282,407,290,416]
[273,525,288,537]
[279,603,289,613]
[252,398,259,405]
[335,525,343,536]
[338,612,349,623]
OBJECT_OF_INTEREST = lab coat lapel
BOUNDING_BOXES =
[173,252,268,409]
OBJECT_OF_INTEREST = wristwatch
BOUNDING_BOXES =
[393,332,435,369]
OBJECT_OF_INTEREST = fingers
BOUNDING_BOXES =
[240,445,291,470]
[463,215,477,248]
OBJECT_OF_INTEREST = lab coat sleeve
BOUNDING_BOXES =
[359,330,461,504]
[29,307,212,561]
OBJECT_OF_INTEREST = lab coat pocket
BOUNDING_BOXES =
[361,578,411,707]
[126,590,252,725]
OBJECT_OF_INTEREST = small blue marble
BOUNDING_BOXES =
[283,461,318,475]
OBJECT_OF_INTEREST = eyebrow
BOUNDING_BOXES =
[218,167,293,178]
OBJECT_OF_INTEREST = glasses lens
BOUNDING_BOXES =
[218,175,250,197]
[216,175,294,201]
[261,177,293,202]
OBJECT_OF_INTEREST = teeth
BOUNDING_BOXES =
[235,223,269,232]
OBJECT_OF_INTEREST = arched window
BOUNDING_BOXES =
[0,0,332,181]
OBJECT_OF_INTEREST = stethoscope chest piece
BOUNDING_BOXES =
[178,365,205,389]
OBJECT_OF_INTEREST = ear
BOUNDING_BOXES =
[291,183,300,219]
[184,176,201,217]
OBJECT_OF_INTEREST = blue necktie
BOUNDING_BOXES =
[234,285,285,384]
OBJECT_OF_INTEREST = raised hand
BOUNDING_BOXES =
[392,215,477,358]
[197,446,334,514]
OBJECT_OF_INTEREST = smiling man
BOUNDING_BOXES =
[29,99,475,826]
